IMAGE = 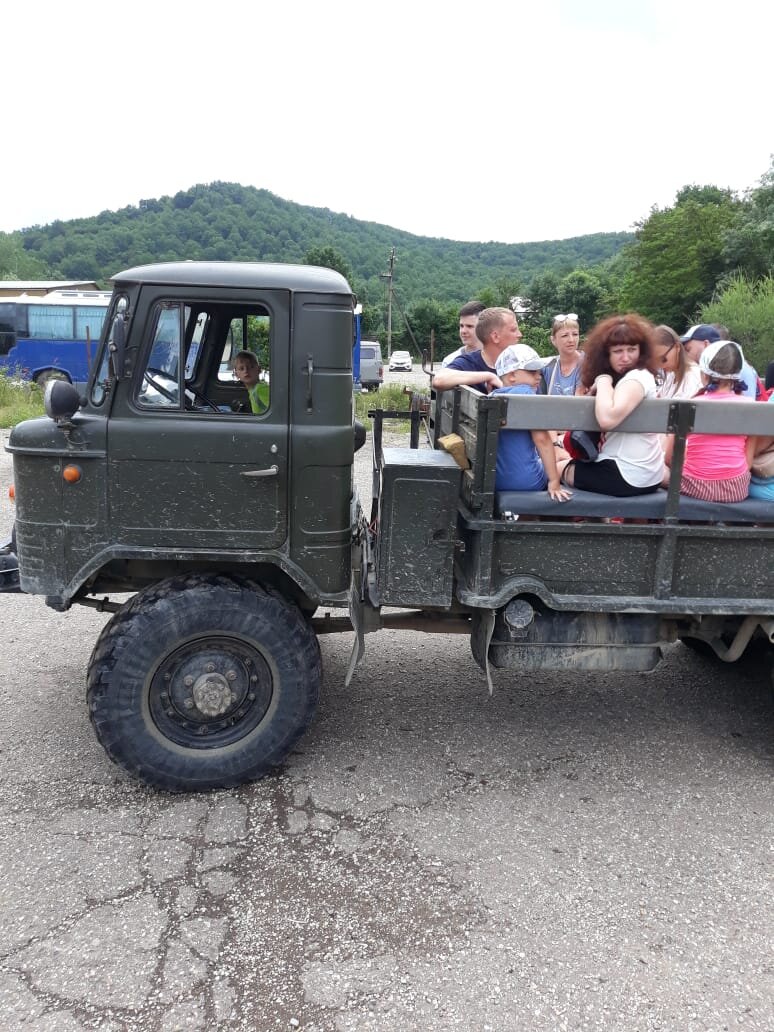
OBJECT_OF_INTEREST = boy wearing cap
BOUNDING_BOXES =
[491,344,571,501]
[680,325,760,399]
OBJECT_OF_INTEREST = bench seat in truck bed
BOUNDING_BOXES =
[494,488,774,523]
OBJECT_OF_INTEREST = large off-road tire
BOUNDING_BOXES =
[87,574,322,792]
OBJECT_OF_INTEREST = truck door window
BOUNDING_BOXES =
[135,301,270,413]
[184,310,209,380]
[138,302,183,409]
[218,313,270,397]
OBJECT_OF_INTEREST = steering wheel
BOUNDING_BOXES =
[143,369,219,412]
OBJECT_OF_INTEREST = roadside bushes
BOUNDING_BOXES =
[701,274,774,373]
[0,373,44,428]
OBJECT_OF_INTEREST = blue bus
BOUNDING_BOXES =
[0,290,111,386]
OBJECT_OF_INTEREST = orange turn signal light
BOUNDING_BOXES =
[8,484,15,501]
[62,465,82,484]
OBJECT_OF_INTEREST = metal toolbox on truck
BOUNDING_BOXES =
[377,447,461,608]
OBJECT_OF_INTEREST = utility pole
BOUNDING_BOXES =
[380,247,396,360]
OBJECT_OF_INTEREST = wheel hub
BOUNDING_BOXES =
[192,672,235,716]
[149,638,273,748]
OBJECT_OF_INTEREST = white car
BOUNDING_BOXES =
[388,350,412,372]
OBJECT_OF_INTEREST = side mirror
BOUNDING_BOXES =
[44,379,81,425]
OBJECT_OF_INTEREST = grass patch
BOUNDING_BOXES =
[0,375,44,429]
[0,374,434,433]
[354,382,419,428]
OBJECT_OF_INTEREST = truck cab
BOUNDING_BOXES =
[9,262,358,612]
[4,263,369,791]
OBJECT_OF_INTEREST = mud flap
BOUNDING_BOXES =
[345,580,366,687]
[470,608,496,695]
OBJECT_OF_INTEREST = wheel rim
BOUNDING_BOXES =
[148,635,274,748]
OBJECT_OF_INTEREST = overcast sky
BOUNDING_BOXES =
[3,0,771,244]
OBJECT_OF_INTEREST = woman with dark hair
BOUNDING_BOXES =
[559,314,664,496]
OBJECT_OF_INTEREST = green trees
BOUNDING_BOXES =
[701,275,774,374]
[5,182,630,306]
[523,270,561,325]
[398,299,458,362]
[555,270,605,331]
[0,233,50,280]
[477,276,525,310]
[609,166,773,368]
[618,188,738,328]
[522,268,606,332]
[302,245,384,340]
[303,246,353,283]
[722,159,774,281]
[4,166,772,355]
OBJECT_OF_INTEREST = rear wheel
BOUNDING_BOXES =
[87,574,321,791]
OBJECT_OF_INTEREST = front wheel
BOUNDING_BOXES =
[87,574,321,791]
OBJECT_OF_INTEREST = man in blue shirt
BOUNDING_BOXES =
[432,307,521,394]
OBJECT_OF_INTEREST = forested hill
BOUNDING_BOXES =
[14,181,632,306]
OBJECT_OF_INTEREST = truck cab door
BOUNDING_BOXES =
[107,289,289,552]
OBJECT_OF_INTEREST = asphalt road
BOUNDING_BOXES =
[1,417,773,1031]
[364,364,435,393]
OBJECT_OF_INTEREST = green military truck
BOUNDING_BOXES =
[3,262,773,791]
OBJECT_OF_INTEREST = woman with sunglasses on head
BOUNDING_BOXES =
[557,314,664,496]
[652,324,702,399]
[539,313,586,396]
[540,313,587,454]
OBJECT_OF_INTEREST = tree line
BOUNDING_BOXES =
[1,162,772,371]
[370,160,774,373]
[0,181,627,308]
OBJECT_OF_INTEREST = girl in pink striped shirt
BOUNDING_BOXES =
[664,340,756,502]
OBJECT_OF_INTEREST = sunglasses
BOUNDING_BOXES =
[553,313,578,324]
